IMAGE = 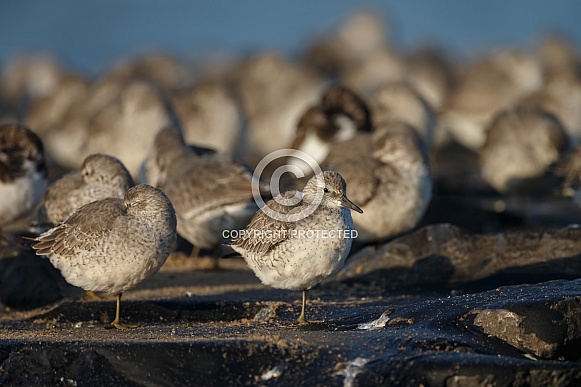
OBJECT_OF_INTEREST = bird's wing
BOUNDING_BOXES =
[229,194,299,254]
[323,134,379,206]
[45,172,83,201]
[166,154,261,219]
[33,198,126,257]
[43,172,84,223]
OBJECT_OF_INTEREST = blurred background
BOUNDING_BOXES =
[1,1,580,74]
[2,0,581,235]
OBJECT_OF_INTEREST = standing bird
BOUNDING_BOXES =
[229,171,362,324]
[0,123,48,230]
[32,184,177,329]
[43,154,134,225]
[145,125,267,263]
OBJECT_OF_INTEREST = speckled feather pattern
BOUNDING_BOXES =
[44,154,134,224]
[323,122,432,243]
[146,126,264,248]
[323,133,381,206]
[230,171,358,291]
[33,184,177,295]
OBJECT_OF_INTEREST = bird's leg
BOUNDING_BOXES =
[190,245,201,259]
[190,245,220,270]
[211,244,222,270]
[297,290,309,325]
[107,293,138,329]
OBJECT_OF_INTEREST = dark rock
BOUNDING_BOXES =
[0,345,138,386]
[0,341,304,386]
[336,223,581,291]
[2,279,581,385]
[3,230,581,385]
[0,233,82,309]
[467,297,581,359]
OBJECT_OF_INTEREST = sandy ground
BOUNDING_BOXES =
[1,245,581,386]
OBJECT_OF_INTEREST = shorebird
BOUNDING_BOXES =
[172,81,242,156]
[43,154,134,225]
[32,184,177,329]
[479,106,568,194]
[145,125,267,262]
[404,47,456,113]
[369,81,436,149]
[235,51,324,164]
[0,123,48,230]
[25,74,90,171]
[518,70,581,145]
[323,122,432,243]
[289,84,372,175]
[440,50,543,150]
[305,11,403,96]
[1,55,66,114]
[84,79,170,178]
[229,171,362,324]
[25,73,89,139]
[105,52,195,92]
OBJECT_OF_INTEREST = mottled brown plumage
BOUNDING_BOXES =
[43,154,134,224]
[370,81,435,147]
[146,126,267,256]
[0,123,46,182]
[33,184,177,329]
[323,122,432,243]
[479,106,568,194]
[293,106,336,147]
[0,123,48,228]
[230,171,362,323]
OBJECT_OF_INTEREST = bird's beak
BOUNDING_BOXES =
[340,195,363,213]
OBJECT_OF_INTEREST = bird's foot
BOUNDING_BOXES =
[105,321,139,330]
[296,316,309,325]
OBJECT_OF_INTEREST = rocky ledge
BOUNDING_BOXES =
[1,224,581,386]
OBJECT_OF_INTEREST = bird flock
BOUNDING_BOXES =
[1,11,581,326]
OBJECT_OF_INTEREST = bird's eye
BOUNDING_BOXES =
[323,188,329,193]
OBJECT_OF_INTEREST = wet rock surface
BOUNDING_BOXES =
[338,223,581,291]
[0,244,83,310]
[1,225,581,385]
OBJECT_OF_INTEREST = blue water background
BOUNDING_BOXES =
[1,1,580,74]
